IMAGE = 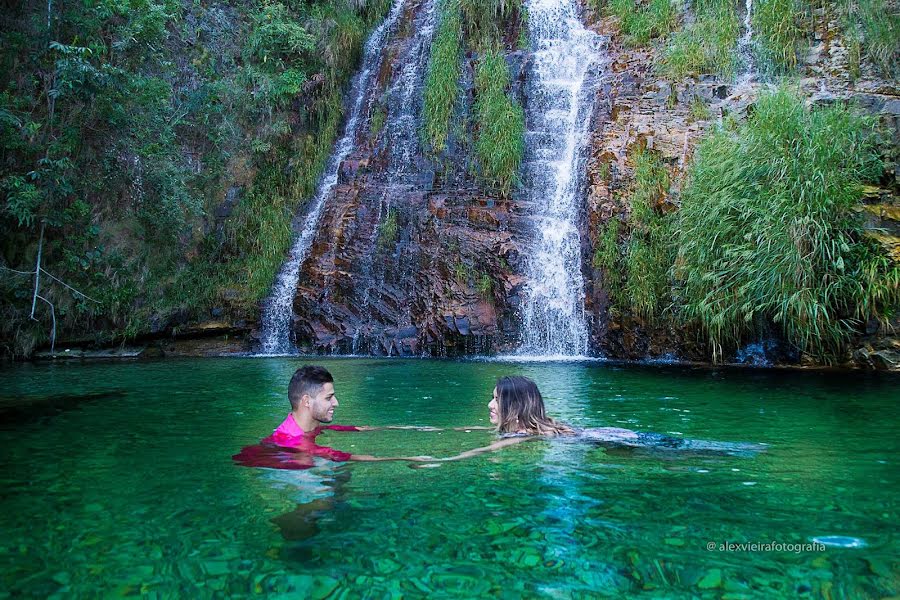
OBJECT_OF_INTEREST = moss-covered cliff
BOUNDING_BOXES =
[582,0,899,368]
[1,0,391,356]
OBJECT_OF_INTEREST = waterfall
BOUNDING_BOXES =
[386,0,437,176]
[738,0,755,78]
[347,0,438,354]
[518,0,605,357]
[258,0,407,355]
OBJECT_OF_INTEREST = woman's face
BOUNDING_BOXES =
[488,387,499,425]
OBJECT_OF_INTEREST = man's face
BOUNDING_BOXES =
[305,382,338,423]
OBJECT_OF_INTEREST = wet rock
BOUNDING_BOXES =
[215,185,242,219]
[455,317,471,336]
[338,158,369,184]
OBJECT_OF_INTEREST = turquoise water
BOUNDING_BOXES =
[0,358,897,598]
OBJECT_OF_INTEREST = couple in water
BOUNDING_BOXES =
[234,365,758,471]
[234,365,761,540]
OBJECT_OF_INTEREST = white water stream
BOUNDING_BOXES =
[518,0,605,357]
[258,0,407,354]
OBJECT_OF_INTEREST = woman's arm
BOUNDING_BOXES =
[349,454,436,462]
[438,436,532,462]
[353,425,491,432]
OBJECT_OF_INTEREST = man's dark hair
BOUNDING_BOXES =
[288,365,334,410]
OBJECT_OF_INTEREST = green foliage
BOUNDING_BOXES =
[597,161,611,181]
[752,0,805,75]
[606,0,677,46]
[592,151,673,320]
[629,148,670,225]
[856,0,899,76]
[423,0,463,153]
[625,219,672,322]
[2,176,42,227]
[473,50,525,196]
[831,0,899,78]
[593,218,627,310]
[0,0,392,355]
[316,2,368,76]
[247,3,316,66]
[370,104,387,139]
[676,88,894,362]
[845,29,862,80]
[689,95,712,121]
[623,150,672,321]
[377,207,399,250]
[517,7,530,49]
[476,271,494,299]
[460,0,522,48]
[657,0,740,79]
[453,260,473,283]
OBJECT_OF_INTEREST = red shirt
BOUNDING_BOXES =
[232,414,359,470]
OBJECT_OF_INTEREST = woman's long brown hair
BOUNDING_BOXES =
[495,376,574,436]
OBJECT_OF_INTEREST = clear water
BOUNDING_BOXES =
[1,358,898,598]
[518,0,605,356]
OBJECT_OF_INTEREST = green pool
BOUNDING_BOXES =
[0,358,897,598]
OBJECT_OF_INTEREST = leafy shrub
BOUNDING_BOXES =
[676,88,895,362]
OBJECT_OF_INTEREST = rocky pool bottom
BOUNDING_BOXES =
[0,358,897,598]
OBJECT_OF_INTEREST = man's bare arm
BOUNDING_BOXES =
[353,426,442,432]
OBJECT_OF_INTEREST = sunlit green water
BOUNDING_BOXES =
[0,358,897,598]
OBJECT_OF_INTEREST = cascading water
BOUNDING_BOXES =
[350,0,437,353]
[738,0,755,78]
[518,0,605,357]
[258,0,407,355]
[386,0,436,175]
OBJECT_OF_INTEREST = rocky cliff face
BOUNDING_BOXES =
[580,5,899,368]
[273,0,899,366]
[284,0,529,355]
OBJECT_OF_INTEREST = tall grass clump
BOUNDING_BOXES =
[593,218,628,310]
[377,207,399,249]
[606,0,677,46]
[473,49,525,196]
[676,88,896,363]
[752,0,806,75]
[592,151,673,320]
[657,0,740,79]
[624,149,673,321]
[832,0,899,78]
[423,0,463,153]
[460,0,523,48]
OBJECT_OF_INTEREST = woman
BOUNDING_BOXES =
[437,375,762,462]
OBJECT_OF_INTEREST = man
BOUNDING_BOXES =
[233,365,427,541]
[233,365,425,470]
